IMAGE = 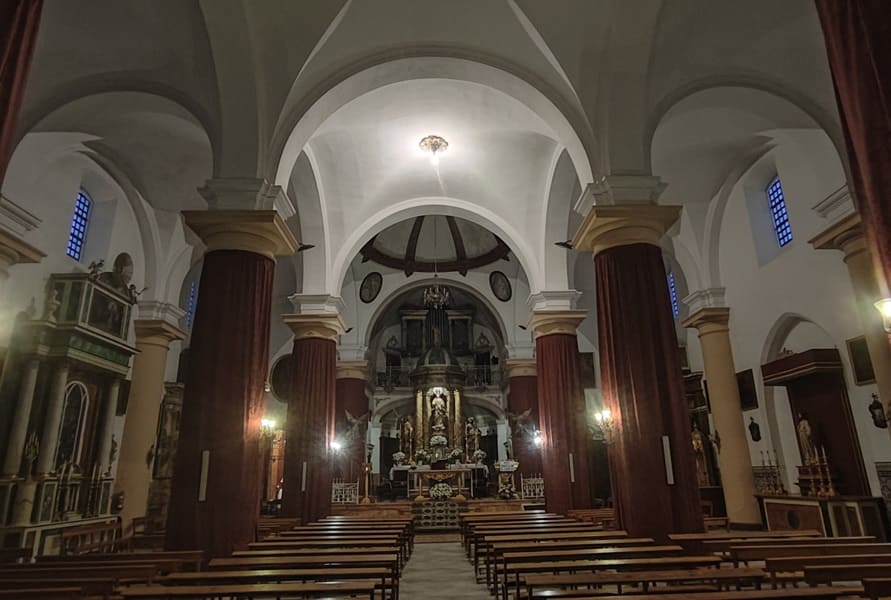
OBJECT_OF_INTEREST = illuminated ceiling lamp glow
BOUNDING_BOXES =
[419,134,448,166]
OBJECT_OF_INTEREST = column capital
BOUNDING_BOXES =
[527,290,581,312]
[0,229,45,279]
[284,313,346,341]
[528,310,586,339]
[682,287,727,314]
[682,307,731,333]
[134,319,187,346]
[198,178,296,218]
[182,209,298,259]
[572,204,681,256]
[336,360,368,380]
[809,213,866,261]
[504,358,537,378]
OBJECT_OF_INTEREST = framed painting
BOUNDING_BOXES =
[359,272,383,304]
[489,271,512,302]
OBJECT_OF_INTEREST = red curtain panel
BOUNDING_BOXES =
[595,243,703,540]
[815,1,891,299]
[536,333,593,514]
[508,374,543,476]
[0,0,43,186]
[335,376,369,480]
[281,336,336,524]
[166,250,273,557]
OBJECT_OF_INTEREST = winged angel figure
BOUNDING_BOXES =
[506,407,534,437]
[344,409,370,443]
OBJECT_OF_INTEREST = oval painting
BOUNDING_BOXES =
[360,272,383,303]
[489,270,512,302]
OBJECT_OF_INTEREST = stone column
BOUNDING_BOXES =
[812,214,891,439]
[36,362,70,475]
[529,301,592,514]
[166,179,297,557]
[335,360,368,481]
[574,202,703,539]
[683,300,761,526]
[280,297,344,524]
[2,357,40,476]
[114,304,185,527]
[504,358,542,476]
[96,378,121,475]
[453,389,462,455]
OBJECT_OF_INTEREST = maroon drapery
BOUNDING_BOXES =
[0,0,42,187]
[281,336,336,524]
[815,2,891,299]
[508,375,542,476]
[536,333,592,514]
[166,250,273,557]
[595,243,703,540]
[335,377,368,481]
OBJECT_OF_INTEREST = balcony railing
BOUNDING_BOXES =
[374,365,501,391]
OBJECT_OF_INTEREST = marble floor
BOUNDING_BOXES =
[401,541,491,599]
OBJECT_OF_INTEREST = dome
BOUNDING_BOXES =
[360,215,510,275]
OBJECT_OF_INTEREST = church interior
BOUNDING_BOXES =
[1,1,891,598]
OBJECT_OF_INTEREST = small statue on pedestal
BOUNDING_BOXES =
[464,417,480,460]
[397,416,414,458]
[796,413,817,465]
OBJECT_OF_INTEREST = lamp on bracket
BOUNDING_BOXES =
[593,409,617,445]
[874,298,891,332]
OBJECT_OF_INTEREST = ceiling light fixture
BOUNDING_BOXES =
[419,134,448,166]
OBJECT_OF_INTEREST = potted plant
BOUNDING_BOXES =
[448,448,464,464]
[414,449,431,465]
[391,451,406,466]
[429,482,453,501]
[472,449,487,464]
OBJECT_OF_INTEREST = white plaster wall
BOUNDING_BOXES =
[683,131,891,496]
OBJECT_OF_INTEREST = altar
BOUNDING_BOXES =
[389,464,489,500]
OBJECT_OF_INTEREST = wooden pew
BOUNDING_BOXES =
[241,539,405,567]
[566,508,617,528]
[731,543,891,566]
[804,563,891,585]
[544,587,863,600]
[497,545,682,597]
[500,554,722,600]
[467,521,589,558]
[461,513,563,548]
[279,528,411,557]
[862,577,891,600]
[37,550,206,572]
[669,530,822,554]
[705,516,730,530]
[471,524,604,565]
[162,567,397,599]
[522,567,768,599]
[0,587,84,599]
[0,563,163,581]
[119,579,382,599]
[209,552,400,574]
[0,578,115,597]
[704,536,875,555]
[765,554,891,584]
[482,535,644,587]
[0,547,29,563]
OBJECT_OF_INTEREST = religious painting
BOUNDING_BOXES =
[489,271,512,302]
[359,272,383,304]
[846,335,876,385]
[736,369,758,410]
[54,383,88,470]
[86,288,129,337]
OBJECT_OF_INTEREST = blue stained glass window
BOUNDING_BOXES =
[667,271,680,319]
[66,191,92,260]
[186,281,198,329]
[767,177,793,247]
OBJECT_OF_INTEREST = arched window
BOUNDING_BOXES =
[766,177,793,247]
[55,382,89,469]
[186,280,198,329]
[667,271,680,319]
[66,190,92,261]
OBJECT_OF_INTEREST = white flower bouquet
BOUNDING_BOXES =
[414,449,431,464]
[430,434,448,447]
[429,482,453,500]
[448,448,464,463]
[392,451,406,465]
[472,449,487,463]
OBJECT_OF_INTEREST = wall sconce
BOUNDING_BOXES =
[869,393,888,429]
[593,409,617,444]
[875,298,891,332]
[532,430,543,448]
[260,418,277,440]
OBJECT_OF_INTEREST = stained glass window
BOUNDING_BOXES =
[66,190,92,260]
[668,271,680,319]
[767,177,793,247]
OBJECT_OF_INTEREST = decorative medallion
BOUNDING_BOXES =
[269,355,293,402]
[489,271,512,302]
[359,272,383,304]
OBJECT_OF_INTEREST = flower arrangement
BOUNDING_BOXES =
[472,449,487,463]
[392,451,406,465]
[430,434,448,447]
[414,449,431,465]
[429,482,453,500]
[448,448,464,463]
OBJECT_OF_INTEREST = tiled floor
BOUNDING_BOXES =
[401,541,491,598]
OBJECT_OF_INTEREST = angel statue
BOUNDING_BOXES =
[344,409,370,444]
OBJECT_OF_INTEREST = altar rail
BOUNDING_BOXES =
[331,478,360,504]
[521,474,545,500]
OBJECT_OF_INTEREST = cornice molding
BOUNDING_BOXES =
[504,358,537,378]
[182,209,298,259]
[572,204,681,256]
[283,313,346,341]
[528,309,587,338]
[809,212,866,260]
[336,360,368,380]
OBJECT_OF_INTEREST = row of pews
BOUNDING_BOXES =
[0,515,414,598]
[460,510,891,600]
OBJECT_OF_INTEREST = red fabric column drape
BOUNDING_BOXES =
[595,243,703,540]
[536,334,592,514]
[281,336,336,524]
[815,1,891,299]
[335,377,368,481]
[0,0,43,187]
[166,250,273,557]
[508,375,542,476]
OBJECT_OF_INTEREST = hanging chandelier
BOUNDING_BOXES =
[419,135,449,166]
